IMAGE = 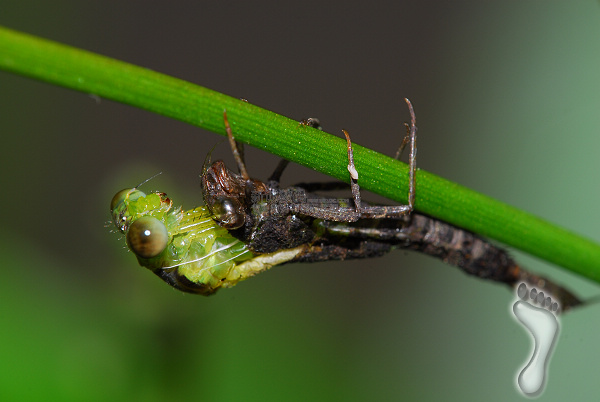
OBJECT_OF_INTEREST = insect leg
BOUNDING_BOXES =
[343,98,417,219]
[223,110,250,180]
[291,102,417,201]
[393,129,410,160]
[284,99,418,222]
[394,121,412,160]
[268,159,290,183]
[269,118,323,183]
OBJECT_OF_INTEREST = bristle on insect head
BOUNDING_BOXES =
[134,172,163,189]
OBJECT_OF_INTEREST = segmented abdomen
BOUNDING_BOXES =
[402,214,519,284]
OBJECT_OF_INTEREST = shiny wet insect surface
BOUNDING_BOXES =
[111,100,583,310]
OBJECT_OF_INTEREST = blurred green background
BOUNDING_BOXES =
[1,1,599,401]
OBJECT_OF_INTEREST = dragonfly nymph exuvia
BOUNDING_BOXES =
[110,99,582,311]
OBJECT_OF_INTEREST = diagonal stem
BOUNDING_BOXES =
[1,25,600,284]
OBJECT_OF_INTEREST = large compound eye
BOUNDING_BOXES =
[126,216,168,259]
[212,197,245,229]
[110,188,146,212]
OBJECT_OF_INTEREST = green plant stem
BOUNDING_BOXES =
[1,25,599,284]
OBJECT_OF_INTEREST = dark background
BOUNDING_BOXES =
[1,1,599,401]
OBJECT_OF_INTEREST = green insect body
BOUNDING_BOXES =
[111,189,303,295]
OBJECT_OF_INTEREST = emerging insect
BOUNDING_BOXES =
[111,100,582,310]
[110,188,306,295]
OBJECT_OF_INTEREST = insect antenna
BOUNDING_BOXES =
[134,171,163,190]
